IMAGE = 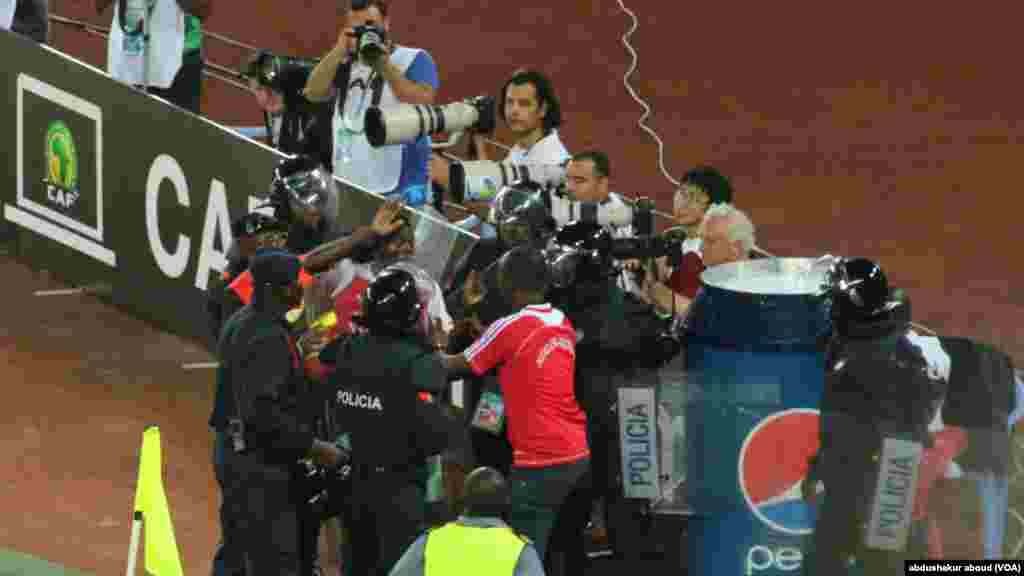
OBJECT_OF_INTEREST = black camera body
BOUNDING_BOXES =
[248,50,319,99]
[353,24,388,65]
[543,221,683,290]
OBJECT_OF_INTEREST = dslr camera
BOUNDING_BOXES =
[245,50,319,99]
[353,23,388,65]
[543,221,682,289]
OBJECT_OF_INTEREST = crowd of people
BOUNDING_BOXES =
[9,1,1022,574]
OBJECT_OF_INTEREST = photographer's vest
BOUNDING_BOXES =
[332,46,422,194]
[1,1,16,30]
[423,522,526,576]
[107,0,185,89]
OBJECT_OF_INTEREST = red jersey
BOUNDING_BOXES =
[669,239,705,299]
[465,303,590,468]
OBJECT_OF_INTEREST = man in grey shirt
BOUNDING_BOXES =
[389,467,545,576]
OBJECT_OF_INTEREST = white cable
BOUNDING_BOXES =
[613,1,775,258]
[615,0,680,190]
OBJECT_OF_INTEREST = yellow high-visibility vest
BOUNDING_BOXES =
[423,521,528,576]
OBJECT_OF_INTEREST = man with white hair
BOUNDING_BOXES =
[640,203,756,317]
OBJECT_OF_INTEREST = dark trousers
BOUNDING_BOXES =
[211,430,245,576]
[223,449,304,576]
[343,467,425,575]
[545,467,594,576]
[148,49,203,114]
[469,426,513,477]
[809,494,927,575]
[507,458,590,565]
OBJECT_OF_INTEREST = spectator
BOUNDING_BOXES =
[0,1,12,32]
[304,0,440,211]
[430,68,569,238]
[389,466,546,576]
[97,0,210,113]
[6,0,48,44]
[641,203,754,317]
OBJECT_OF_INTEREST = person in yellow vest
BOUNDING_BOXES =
[389,466,545,576]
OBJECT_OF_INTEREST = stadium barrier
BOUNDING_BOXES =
[0,29,477,353]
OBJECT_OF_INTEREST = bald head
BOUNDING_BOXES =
[462,467,510,518]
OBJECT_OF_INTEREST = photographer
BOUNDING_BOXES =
[630,166,737,315]
[639,203,753,318]
[98,0,211,113]
[304,0,440,210]
[241,50,333,169]
[430,68,569,238]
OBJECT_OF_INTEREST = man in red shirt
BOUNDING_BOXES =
[438,246,590,567]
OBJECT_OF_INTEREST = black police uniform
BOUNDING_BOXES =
[322,332,454,574]
[217,272,319,576]
[206,244,249,347]
[808,263,947,575]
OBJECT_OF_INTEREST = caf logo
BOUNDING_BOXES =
[43,120,81,210]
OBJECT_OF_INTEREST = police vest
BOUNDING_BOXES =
[329,333,428,470]
[423,522,527,576]
[332,46,421,194]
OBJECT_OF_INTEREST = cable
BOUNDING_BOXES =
[615,0,680,190]
[614,2,775,257]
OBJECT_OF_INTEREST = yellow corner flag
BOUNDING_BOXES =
[131,426,184,576]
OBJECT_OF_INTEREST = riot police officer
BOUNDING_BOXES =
[805,257,949,574]
[218,249,347,576]
[207,212,289,347]
[263,155,350,254]
[321,266,459,574]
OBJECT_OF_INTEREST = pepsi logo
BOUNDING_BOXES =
[738,408,821,535]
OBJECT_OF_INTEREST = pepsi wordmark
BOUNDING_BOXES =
[739,409,820,575]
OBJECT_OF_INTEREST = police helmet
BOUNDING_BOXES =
[269,155,336,212]
[490,180,553,246]
[553,220,613,255]
[361,267,424,334]
[549,220,614,285]
[231,212,287,239]
[828,257,891,322]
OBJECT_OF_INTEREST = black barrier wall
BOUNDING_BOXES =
[0,30,476,352]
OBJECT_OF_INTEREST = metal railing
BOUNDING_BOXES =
[49,14,252,93]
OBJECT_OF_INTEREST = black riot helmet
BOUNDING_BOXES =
[548,220,614,286]
[258,154,337,223]
[490,180,554,247]
[828,257,891,323]
[360,267,424,335]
